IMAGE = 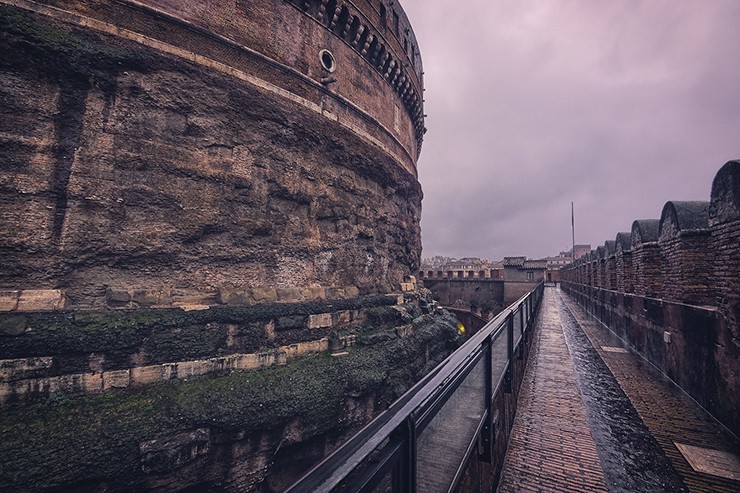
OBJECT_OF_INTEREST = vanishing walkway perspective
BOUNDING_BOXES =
[498,287,740,493]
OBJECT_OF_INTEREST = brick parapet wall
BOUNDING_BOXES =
[557,161,740,437]
[561,281,738,437]
[595,259,604,289]
[419,269,501,280]
[710,220,740,341]
[632,243,663,298]
[605,256,615,290]
[589,260,596,287]
[659,231,714,306]
[709,160,740,342]
[615,251,634,293]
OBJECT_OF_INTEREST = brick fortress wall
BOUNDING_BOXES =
[561,160,740,436]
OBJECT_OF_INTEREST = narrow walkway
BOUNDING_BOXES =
[498,287,740,493]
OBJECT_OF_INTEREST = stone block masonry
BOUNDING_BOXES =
[0,1,439,491]
[0,289,66,312]
[0,293,464,493]
[0,293,406,404]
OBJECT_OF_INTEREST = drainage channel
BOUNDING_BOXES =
[555,291,688,493]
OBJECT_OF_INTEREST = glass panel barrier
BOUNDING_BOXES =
[415,356,487,493]
[514,308,523,348]
[368,469,393,493]
[490,326,508,392]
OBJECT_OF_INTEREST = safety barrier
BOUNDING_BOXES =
[286,282,544,493]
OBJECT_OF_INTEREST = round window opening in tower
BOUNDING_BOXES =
[320,49,336,73]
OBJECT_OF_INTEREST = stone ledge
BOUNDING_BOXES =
[0,338,329,405]
[0,289,66,313]
[103,284,368,310]
[0,357,54,381]
[306,313,333,329]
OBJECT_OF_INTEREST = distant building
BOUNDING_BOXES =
[540,245,590,273]
[420,257,493,279]
[503,257,547,282]
[536,245,591,283]
[571,244,592,260]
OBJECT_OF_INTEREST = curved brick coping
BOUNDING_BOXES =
[0,0,418,176]
[631,218,660,247]
[659,201,710,240]
[0,338,329,405]
[710,160,740,225]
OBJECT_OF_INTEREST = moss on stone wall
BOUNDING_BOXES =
[0,309,461,492]
[0,5,155,77]
[0,295,398,372]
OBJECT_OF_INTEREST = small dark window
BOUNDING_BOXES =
[404,37,408,55]
[527,271,534,280]
[393,10,399,33]
[379,3,386,31]
[319,49,336,72]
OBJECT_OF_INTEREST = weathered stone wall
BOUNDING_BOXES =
[562,284,738,437]
[0,293,406,405]
[0,1,442,491]
[421,279,504,309]
[560,160,740,436]
[0,1,424,309]
[503,281,538,305]
[0,293,464,492]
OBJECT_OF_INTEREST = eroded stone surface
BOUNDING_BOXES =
[0,4,422,309]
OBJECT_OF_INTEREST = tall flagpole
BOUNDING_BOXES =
[571,202,575,261]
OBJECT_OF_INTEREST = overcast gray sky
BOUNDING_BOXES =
[402,0,740,260]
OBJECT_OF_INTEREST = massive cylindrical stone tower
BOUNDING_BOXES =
[0,2,456,492]
[0,0,426,310]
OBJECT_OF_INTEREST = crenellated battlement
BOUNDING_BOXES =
[561,160,740,435]
[562,161,739,312]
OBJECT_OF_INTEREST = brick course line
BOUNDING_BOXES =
[497,289,609,493]
[559,290,740,493]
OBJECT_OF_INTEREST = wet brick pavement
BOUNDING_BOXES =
[497,288,609,493]
[497,287,740,493]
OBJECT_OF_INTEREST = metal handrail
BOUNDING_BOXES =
[286,282,544,493]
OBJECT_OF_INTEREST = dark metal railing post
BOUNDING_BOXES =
[479,337,493,463]
[397,417,416,493]
[517,306,525,360]
[504,315,513,394]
